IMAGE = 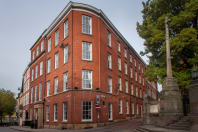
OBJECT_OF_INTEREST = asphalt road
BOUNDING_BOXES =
[2,119,143,132]
[0,127,19,132]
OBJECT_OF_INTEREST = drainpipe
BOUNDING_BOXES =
[42,36,47,128]
[71,10,74,125]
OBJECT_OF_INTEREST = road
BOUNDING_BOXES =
[2,119,142,132]
[0,127,18,132]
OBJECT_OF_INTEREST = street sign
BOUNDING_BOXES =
[96,95,100,104]
[96,104,101,110]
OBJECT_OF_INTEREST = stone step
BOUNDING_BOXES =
[135,128,149,132]
[166,126,190,130]
[169,122,190,126]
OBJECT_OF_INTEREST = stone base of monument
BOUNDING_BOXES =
[142,77,184,128]
[158,77,183,126]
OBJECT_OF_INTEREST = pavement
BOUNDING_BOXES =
[8,119,143,132]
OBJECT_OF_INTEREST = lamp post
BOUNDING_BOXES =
[192,68,198,80]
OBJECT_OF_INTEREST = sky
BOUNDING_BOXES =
[0,0,159,96]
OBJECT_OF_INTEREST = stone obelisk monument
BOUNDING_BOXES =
[159,17,183,121]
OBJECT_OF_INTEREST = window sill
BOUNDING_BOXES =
[81,32,92,36]
[62,120,68,123]
[82,59,93,62]
[81,120,92,122]
[82,88,92,90]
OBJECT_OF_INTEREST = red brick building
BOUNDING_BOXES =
[21,2,158,129]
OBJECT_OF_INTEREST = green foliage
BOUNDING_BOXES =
[0,88,16,117]
[137,0,198,89]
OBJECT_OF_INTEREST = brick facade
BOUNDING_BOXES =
[20,2,158,129]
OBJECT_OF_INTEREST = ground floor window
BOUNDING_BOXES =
[126,101,129,114]
[82,101,92,121]
[136,104,139,115]
[108,103,113,120]
[131,103,134,115]
[63,102,68,122]
[30,109,32,120]
[140,104,142,116]
[119,99,122,114]
[46,106,50,122]
[54,104,58,121]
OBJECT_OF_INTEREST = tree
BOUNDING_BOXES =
[0,88,16,123]
[137,0,198,91]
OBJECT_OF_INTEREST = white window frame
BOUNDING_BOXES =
[31,69,34,81]
[125,80,128,93]
[47,59,51,73]
[31,88,33,104]
[55,52,59,69]
[54,104,58,122]
[135,71,138,81]
[124,63,127,75]
[131,84,134,95]
[130,67,133,78]
[82,101,92,122]
[48,38,51,52]
[35,65,38,79]
[117,42,120,52]
[119,99,122,114]
[63,102,68,122]
[36,46,39,56]
[82,42,92,61]
[118,57,121,71]
[130,55,132,63]
[47,81,50,97]
[118,77,122,91]
[108,103,113,120]
[131,103,134,115]
[64,45,69,64]
[82,15,92,35]
[30,109,33,120]
[107,30,111,47]
[64,20,69,38]
[40,61,43,76]
[82,70,92,89]
[39,82,42,101]
[140,88,142,98]
[46,106,50,122]
[54,77,58,94]
[41,40,44,52]
[34,85,37,103]
[126,101,129,114]
[63,72,68,91]
[55,29,59,47]
[124,48,127,58]
[108,54,112,69]
[108,77,112,93]
[136,87,139,97]
[32,50,35,60]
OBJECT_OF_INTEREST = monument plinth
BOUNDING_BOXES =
[160,77,183,116]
